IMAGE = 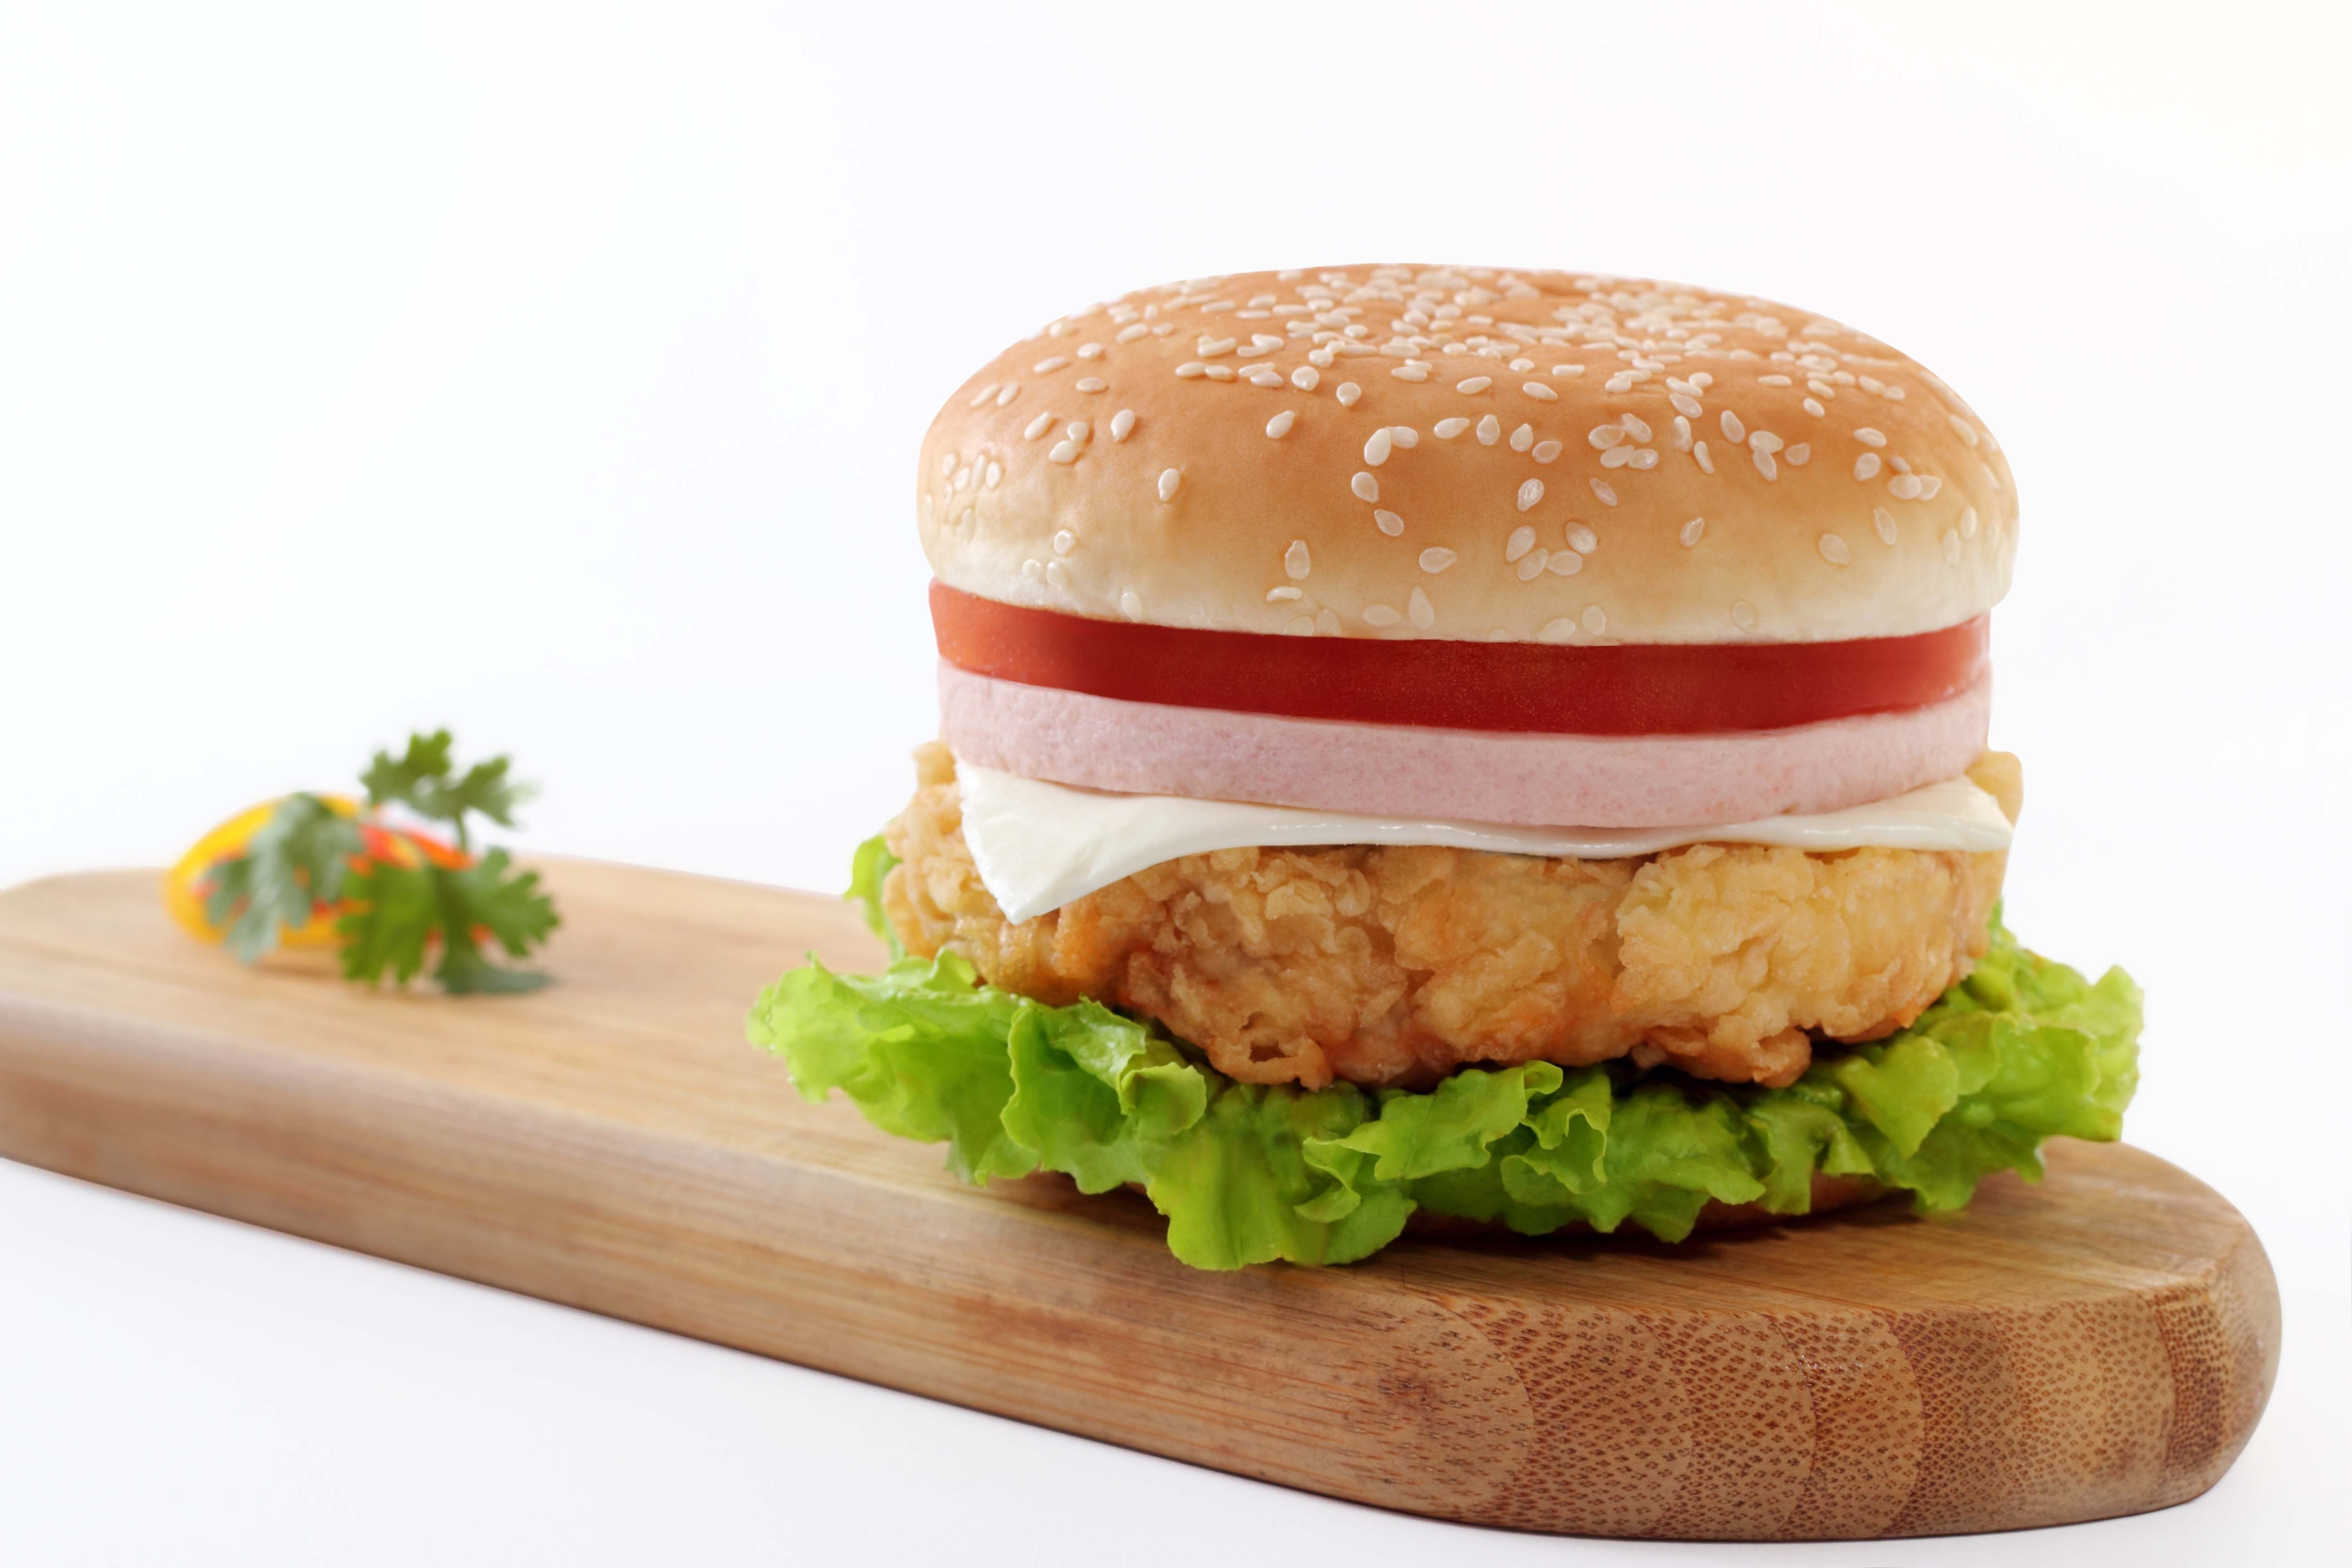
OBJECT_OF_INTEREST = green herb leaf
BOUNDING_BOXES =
[201,794,365,963]
[361,730,534,851]
[337,846,558,995]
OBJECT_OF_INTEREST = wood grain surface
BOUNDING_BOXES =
[0,860,2278,1541]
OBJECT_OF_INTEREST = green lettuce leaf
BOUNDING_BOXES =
[746,912,2140,1270]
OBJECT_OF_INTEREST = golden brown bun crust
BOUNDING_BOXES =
[918,265,2017,645]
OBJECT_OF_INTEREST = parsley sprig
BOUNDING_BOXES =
[201,730,559,995]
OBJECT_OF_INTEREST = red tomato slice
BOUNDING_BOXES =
[931,582,1986,736]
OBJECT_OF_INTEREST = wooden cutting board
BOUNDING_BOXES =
[0,860,2277,1541]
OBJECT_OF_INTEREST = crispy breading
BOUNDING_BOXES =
[885,744,2020,1091]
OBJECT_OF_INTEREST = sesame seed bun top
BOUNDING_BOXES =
[917,265,2017,646]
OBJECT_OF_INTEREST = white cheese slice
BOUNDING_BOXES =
[957,763,2014,923]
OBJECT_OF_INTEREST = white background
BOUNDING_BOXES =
[3,2,2347,1561]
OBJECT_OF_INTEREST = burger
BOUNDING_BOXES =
[747,265,2141,1270]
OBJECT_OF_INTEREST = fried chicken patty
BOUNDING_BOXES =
[883,743,2020,1092]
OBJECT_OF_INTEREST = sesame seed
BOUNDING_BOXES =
[1157,469,1181,501]
[1391,365,1429,382]
[1753,448,1778,480]
[1456,376,1493,394]
[1034,356,1069,373]
[985,462,1002,488]
[1819,532,1851,564]
[1517,478,1545,511]
[1748,431,1783,454]
[1075,377,1107,392]
[1363,604,1403,627]
[1435,417,1470,438]
[1581,606,1606,635]
[995,385,1019,407]
[1669,392,1701,418]
[1292,366,1321,392]
[1053,529,1076,555]
[1853,452,1882,480]
[1553,363,1585,377]
[1942,528,1962,563]
[1197,338,1236,357]
[1671,415,1692,451]
[1510,423,1534,452]
[1855,426,1887,447]
[1694,441,1715,474]
[1048,440,1078,464]
[1505,525,1536,562]
[1731,600,1757,631]
[1266,410,1297,438]
[1391,425,1419,448]
[1251,370,1283,387]
[1680,516,1705,547]
[1284,540,1311,579]
[1949,415,1980,447]
[1046,560,1070,591]
[1022,558,1044,582]
[1916,475,1943,499]
[1408,588,1435,629]
[1546,549,1582,575]
[1720,410,1745,442]
[1374,509,1404,536]
[1065,421,1089,442]
[1516,547,1551,580]
[939,453,957,477]
[1532,439,1563,463]
[1589,478,1618,505]
[1600,446,1631,469]
[1364,428,1393,466]
[1122,590,1146,621]
[1203,366,1235,381]
[1890,456,1912,474]
[1509,358,1535,372]
[1176,363,1207,378]
[1116,324,1149,343]
[1024,412,1055,440]
[1539,618,1577,643]
[1419,547,1456,573]
[1284,616,1314,636]
[1873,507,1898,544]
[1566,524,1597,553]
[968,384,999,409]
[1352,471,1380,502]
[1476,414,1501,446]
[1960,505,1980,538]
[1110,408,1137,441]
[1267,586,1303,603]
[1628,448,1659,470]
[1785,443,1810,466]
[1588,424,1626,450]
[1759,373,1792,387]
[1802,397,1826,417]
[1887,473,1924,500]
[1337,382,1362,406]
[1520,381,1557,402]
